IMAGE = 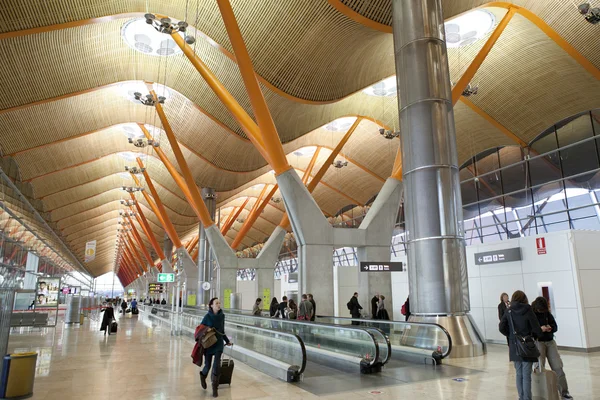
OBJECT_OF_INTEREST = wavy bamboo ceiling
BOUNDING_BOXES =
[0,0,599,278]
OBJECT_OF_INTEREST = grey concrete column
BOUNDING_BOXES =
[254,226,286,310]
[198,188,216,305]
[204,225,238,305]
[24,252,40,290]
[163,233,173,261]
[392,0,484,357]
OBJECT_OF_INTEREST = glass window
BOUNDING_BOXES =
[529,154,562,187]
[556,113,594,147]
[559,139,599,178]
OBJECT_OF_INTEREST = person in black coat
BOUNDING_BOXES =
[100,304,115,335]
[120,299,127,315]
[348,292,362,325]
[269,297,279,317]
[199,297,232,398]
[308,294,316,321]
[499,291,543,400]
[371,295,379,319]
[498,292,510,345]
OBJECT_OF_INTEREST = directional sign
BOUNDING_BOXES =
[360,262,403,272]
[148,283,165,294]
[157,273,175,283]
[474,248,521,265]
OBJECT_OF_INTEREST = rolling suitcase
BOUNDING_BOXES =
[219,345,234,385]
[532,362,559,400]
[110,321,118,333]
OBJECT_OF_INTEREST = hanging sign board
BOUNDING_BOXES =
[360,262,403,272]
[85,240,96,262]
[157,273,175,283]
[474,248,522,265]
[262,288,271,310]
[148,283,165,294]
[223,289,232,309]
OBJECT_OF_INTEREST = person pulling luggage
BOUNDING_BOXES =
[100,303,116,336]
[198,297,232,398]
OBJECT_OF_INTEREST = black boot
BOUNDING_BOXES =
[211,373,219,398]
[200,371,207,389]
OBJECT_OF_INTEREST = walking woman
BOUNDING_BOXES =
[199,297,232,398]
[499,290,543,400]
[376,295,390,320]
[531,297,573,399]
[100,303,115,336]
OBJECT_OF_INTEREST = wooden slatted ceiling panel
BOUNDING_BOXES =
[321,162,386,205]
[42,175,129,211]
[60,210,120,237]
[311,184,354,216]
[454,101,517,162]
[56,201,121,229]
[340,0,392,25]
[470,14,600,144]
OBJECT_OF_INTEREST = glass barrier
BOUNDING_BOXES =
[141,305,306,375]
[315,316,452,358]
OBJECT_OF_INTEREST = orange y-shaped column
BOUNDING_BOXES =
[128,193,166,261]
[231,185,278,249]
[136,158,183,249]
[125,232,147,273]
[125,215,156,268]
[222,199,249,236]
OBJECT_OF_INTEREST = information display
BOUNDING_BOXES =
[148,283,165,294]
[360,262,403,272]
[35,278,60,307]
[474,248,521,265]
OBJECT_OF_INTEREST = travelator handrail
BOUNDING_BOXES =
[181,305,389,368]
[315,315,453,359]
[140,305,307,381]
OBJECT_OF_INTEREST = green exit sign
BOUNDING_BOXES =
[157,273,175,283]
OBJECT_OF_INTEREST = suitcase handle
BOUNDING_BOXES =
[223,343,234,361]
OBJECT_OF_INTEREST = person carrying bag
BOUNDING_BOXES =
[499,290,543,400]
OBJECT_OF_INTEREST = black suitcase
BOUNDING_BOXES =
[132,308,139,315]
[110,321,118,333]
[219,346,234,385]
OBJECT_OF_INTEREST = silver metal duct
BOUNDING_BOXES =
[392,0,484,357]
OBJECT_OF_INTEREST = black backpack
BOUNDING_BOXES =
[347,300,352,310]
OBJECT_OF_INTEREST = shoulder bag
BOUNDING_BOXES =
[201,327,225,349]
[507,310,540,358]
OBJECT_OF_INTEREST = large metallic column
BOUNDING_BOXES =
[198,187,216,305]
[163,233,173,261]
[392,0,484,357]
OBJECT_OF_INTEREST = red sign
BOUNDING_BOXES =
[536,237,547,255]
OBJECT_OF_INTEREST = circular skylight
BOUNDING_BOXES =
[117,172,133,179]
[324,117,357,132]
[292,146,318,157]
[119,81,172,103]
[444,10,496,48]
[362,76,397,97]
[117,151,141,162]
[122,18,184,57]
[121,123,143,139]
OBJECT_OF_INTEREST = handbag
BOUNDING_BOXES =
[201,327,225,349]
[507,310,540,358]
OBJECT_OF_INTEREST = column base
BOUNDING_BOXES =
[406,313,486,358]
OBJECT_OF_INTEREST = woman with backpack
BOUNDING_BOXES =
[531,297,572,399]
[499,290,543,400]
[269,297,278,317]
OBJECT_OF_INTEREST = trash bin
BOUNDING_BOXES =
[0,352,37,399]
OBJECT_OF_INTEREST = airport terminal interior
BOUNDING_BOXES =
[0,0,599,399]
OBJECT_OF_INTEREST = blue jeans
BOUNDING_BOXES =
[514,361,533,400]
[202,352,222,377]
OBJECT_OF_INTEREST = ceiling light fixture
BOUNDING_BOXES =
[578,3,600,23]
[292,146,318,157]
[332,160,348,169]
[122,17,186,57]
[378,128,400,140]
[444,10,496,48]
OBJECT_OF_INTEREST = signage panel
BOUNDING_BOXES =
[85,240,96,262]
[360,262,403,272]
[536,237,547,255]
[148,283,165,294]
[157,273,175,283]
[474,247,522,265]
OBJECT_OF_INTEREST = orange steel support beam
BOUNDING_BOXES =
[168,30,272,165]
[123,246,141,276]
[231,184,278,249]
[136,158,183,249]
[126,215,155,268]
[302,147,321,184]
[452,7,516,105]
[186,236,199,253]
[217,0,291,175]
[129,194,166,260]
[220,208,237,234]
[191,246,200,262]
[125,232,147,273]
[222,199,250,236]
[391,145,403,180]
[149,97,214,227]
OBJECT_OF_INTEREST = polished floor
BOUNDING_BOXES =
[7,312,600,400]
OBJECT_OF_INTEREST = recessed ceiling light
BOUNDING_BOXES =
[117,152,140,162]
[444,10,496,48]
[122,18,184,57]
[362,76,397,97]
[117,172,132,179]
[324,117,357,132]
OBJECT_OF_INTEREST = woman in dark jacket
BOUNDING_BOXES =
[269,297,278,317]
[531,297,572,399]
[199,297,231,398]
[120,299,127,315]
[499,290,543,400]
[100,304,115,335]
[498,292,510,345]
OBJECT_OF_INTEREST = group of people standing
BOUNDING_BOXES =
[259,294,316,321]
[144,297,166,305]
[498,291,572,400]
